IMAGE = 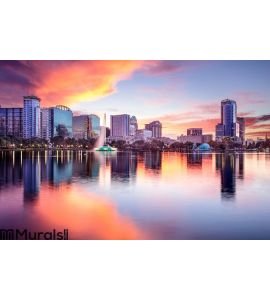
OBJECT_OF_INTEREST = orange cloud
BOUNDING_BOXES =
[35,60,144,106]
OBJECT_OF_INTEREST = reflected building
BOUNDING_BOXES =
[0,151,23,186]
[111,152,137,182]
[215,153,244,200]
[72,152,100,179]
[144,152,162,170]
[187,153,202,167]
[23,152,40,202]
[47,152,72,185]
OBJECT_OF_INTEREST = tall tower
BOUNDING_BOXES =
[221,99,237,137]
[23,96,41,139]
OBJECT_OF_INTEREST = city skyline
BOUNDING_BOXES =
[0,60,270,138]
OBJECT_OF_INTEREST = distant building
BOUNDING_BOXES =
[41,108,51,140]
[145,121,162,138]
[89,114,100,137]
[50,105,73,138]
[177,129,212,144]
[23,96,41,139]
[110,114,130,137]
[215,99,244,143]
[202,134,213,143]
[215,123,225,141]
[221,99,237,137]
[187,128,202,136]
[135,129,152,140]
[129,116,138,136]
[177,134,202,144]
[73,115,91,139]
[0,108,23,138]
[237,117,245,143]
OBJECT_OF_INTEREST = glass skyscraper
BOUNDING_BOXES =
[216,99,242,141]
[221,99,237,137]
[73,115,91,139]
[0,108,23,137]
[89,114,100,137]
[50,105,73,138]
[23,96,41,139]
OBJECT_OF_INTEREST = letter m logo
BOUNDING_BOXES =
[0,229,15,240]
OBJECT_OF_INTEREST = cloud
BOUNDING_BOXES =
[0,60,144,107]
[142,60,201,75]
[233,91,267,105]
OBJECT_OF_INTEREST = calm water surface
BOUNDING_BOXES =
[0,151,270,239]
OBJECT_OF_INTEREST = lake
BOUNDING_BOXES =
[0,151,270,239]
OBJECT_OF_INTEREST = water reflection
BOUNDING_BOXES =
[0,150,270,239]
[215,153,244,200]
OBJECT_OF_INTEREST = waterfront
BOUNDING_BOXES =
[0,151,270,239]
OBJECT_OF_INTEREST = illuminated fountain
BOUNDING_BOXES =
[94,114,117,151]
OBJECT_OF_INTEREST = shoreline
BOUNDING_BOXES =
[0,148,268,153]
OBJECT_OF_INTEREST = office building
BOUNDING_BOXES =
[129,116,138,136]
[187,128,202,136]
[215,99,244,142]
[221,99,237,137]
[50,105,72,138]
[89,114,100,137]
[237,117,245,143]
[215,123,225,141]
[110,114,130,137]
[73,115,91,139]
[0,108,23,137]
[177,134,202,144]
[41,108,51,140]
[135,129,152,140]
[23,96,41,139]
[145,121,162,138]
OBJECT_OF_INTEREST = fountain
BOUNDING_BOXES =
[94,114,117,151]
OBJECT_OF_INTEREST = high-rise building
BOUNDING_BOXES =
[215,123,225,141]
[110,114,130,137]
[187,128,202,136]
[135,129,152,140]
[215,99,241,141]
[41,108,51,140]
[73,115,91,139]
[23,96,41,139]
[89,114,100,137]
[0,108,23,137]
[129,116,138,136]
[145,121,162,138]
[221,99,237,137]
[237,117,245,143]
[50,105,73,138]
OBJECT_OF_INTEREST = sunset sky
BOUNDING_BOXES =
[0,60,269,138]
